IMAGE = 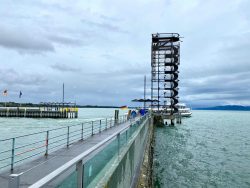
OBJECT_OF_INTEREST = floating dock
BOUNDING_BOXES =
[0,102,78,118]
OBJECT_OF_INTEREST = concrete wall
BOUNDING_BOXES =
[136,117,154,188]
[101,116,153,188]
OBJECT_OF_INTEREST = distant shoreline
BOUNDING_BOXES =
[194,105,250,111]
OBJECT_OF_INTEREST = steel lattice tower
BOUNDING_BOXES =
[151,33,180,121]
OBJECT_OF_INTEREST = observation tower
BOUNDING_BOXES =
[151,33,180,125]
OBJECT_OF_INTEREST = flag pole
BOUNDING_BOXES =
[19,91,22,108]
[144,75,146,110]
[3,90,7,107]
[62,83,65,109]
[5,94,6,107]
[63,83,65,103]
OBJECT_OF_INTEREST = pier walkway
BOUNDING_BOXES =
[0,115,151,188]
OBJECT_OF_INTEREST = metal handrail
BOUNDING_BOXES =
[0,114,129,171]
[29,115,148,188]
[15,139,45,150]
[0,118,112,142]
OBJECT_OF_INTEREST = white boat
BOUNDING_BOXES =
[151,103,192,117]
[176,103,192,117]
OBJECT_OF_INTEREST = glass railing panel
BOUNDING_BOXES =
[83,137,118,188]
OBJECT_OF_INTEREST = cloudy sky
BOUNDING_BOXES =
[0,0,250,107]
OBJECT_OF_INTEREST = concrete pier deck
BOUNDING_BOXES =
[0,118,138,188]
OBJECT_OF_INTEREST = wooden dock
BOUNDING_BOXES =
[0,103,78,119]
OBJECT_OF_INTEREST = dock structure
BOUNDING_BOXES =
[0,114,152,188]
[0,102,78,119]
[151,33,181,125]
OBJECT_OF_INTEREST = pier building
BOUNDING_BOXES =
[0,102,78,119]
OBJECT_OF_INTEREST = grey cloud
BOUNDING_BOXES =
[81,19,127,33]
[182,33,250,79]
[178,30,250,107]
[99,14,121,22]
[47,35,83,46]
[1,0,250,107]
[179,71,250,107]
[100,53,113,59]
[0,68,47,86]
[0,26,55,53]
[51,63,81,73]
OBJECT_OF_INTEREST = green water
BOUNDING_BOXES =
[0,108,127,170]
[0,108,123,139]
[153,110,250,188]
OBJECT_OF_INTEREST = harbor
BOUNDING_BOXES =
[1,0,250,187]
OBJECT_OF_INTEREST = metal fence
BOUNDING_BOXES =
[27,114,150,188]
[0,114,128,172]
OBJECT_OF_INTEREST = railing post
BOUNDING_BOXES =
[126,130,128,142]
[76,160,83,188]
[99,120,101,133]
[67,126,69,148]
[81,123,84,140]
[9,173,22,188]
[45,131,49,156]
[91,121,94,136]
[105,118,107,130]
[117,133,120,157]
[110,117,112,128]
[11,138,15,171]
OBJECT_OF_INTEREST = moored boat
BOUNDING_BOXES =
[176,103,192,117]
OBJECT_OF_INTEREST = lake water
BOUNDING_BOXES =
[0,108,123,139]
[0,108,126,170]
[1,109,250,187]
[153,110,250,188]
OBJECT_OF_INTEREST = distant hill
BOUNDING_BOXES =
[196,105,250,111]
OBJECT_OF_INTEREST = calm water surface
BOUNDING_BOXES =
[153,110,250,188]
[0,108,126,170]
[0,108,122,139]
[1,109,250,187]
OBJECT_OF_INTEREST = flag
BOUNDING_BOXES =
[19,91,22,98]
[3,90,8,96]
[120,105,128,110]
